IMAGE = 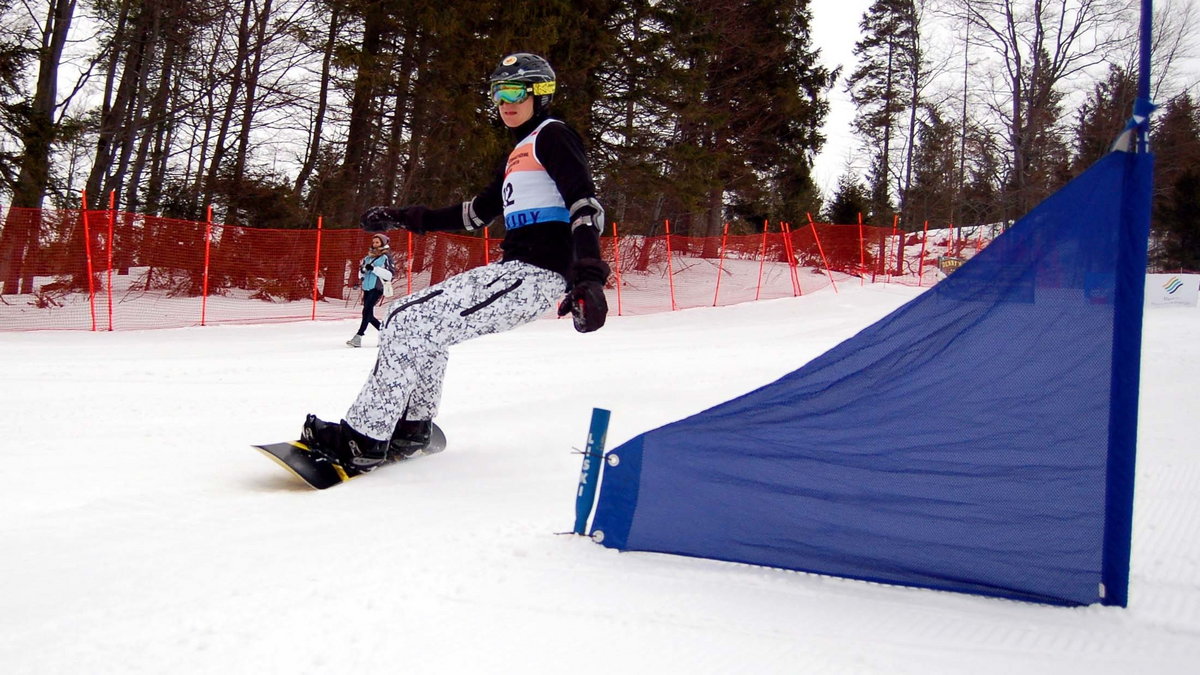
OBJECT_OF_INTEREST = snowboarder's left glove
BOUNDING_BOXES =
[557,258,610,333]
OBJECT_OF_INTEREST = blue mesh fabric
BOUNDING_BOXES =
[590,151,1151,606]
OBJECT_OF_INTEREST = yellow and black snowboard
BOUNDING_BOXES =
[253,424,446,490]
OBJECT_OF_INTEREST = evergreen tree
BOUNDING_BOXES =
[1151,94,1200,270]
[902,105,959,228]
[824,172,870,225]
[1071,65,1137,175]
[845,0,919,220]
[587,0,669,228]
[644,0,833,238]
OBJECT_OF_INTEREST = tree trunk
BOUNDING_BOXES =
[294,6,340,200]
[85,0,140,200]
[202,0,255,210]
[229,0,273,222]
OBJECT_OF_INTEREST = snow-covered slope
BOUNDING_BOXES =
[2,283,1196,674]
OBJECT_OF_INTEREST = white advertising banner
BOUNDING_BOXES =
[1146,274,1200,308]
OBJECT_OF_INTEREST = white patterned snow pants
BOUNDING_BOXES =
[345,260,567,440]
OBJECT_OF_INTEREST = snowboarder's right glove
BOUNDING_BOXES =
[557,258,610,333]
[360,206,427,234]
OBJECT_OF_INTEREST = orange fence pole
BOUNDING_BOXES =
[807,213,838,294]
[81,191,97,331]
[890,214,900,281]
[664,219,677,311]
[713,222,729,306]
[106,191,115,331]
[201,205,213,326]
[483,227,490,265]
[918,220,929,285]
[781,221,801,297]
[755,220,769,300]
[310,215,323,320]
[406,230,414,294]
[857,212,866,286]
[611,222,623,316]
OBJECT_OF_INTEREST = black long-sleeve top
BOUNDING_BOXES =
[419,114,603,281]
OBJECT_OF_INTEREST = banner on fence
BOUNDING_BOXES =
[1145,274,1199,308]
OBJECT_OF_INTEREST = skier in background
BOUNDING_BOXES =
[303,52,609,470]
[346,233,394,348]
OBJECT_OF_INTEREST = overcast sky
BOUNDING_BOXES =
[810,0,874,196]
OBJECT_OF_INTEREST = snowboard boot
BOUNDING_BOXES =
[301,414,340,450]
[346,334,363,348]
[301,414,389,471]
[389,419,433,459]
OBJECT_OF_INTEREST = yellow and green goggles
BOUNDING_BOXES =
[490,80,555,105]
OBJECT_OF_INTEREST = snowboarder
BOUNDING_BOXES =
[346,233,395,348]
[303,52,609,471]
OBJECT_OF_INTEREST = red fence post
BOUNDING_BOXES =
[201,205,213,326]
[781,221,801,297]
[755,220,769,300]
[664,219,677,311]
[890,214,900,280]
[857,212,866,286]
[807,213,838,294]
[106,191,115,331]
[791,222,804,296]
[918,220,930,285]
[311,215,323,320]
[406,230,414,294]
[611,221,623,316]
[81,191,97,331]
[713,222,729,306]
[483,227,490,266]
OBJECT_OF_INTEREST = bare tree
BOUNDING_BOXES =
[949,0,1132,218]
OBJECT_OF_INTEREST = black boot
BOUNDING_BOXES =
[301,414,339,450]
[389,419,433,459]
[302,414,389,471]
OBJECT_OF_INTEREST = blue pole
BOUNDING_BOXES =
[573,408,612,535]
[1100,0,1153,607]
[1135,0,1154,152]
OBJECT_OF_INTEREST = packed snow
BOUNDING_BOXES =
[2,282,1198,674]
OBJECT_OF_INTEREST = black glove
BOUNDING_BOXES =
[363,263,374,272]
[558,282,608,333]
[360,206,428,233]
[360,206,405,232]
[557,258,611,333]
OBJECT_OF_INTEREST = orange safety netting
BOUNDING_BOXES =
[0,207,991,332]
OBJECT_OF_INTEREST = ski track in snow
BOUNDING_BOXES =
[1,284,1198,674]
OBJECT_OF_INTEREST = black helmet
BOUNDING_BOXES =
[488,53,556,111]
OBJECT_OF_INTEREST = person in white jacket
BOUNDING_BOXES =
[346,233,395,347]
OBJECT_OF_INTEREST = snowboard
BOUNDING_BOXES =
[253,423,446,490]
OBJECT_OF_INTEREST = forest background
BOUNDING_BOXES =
[1,0,1199,297]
